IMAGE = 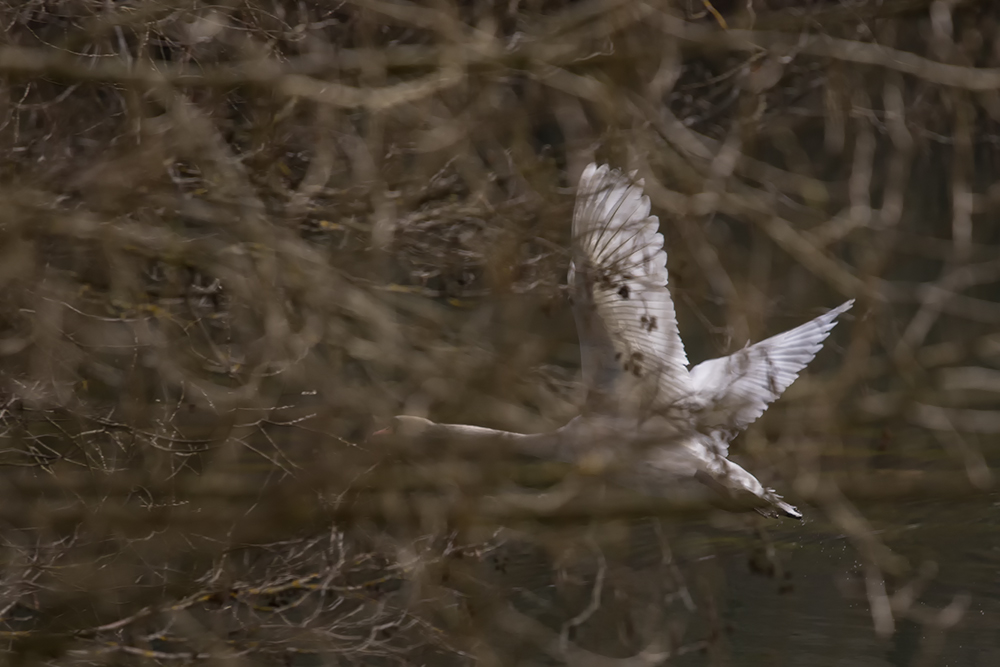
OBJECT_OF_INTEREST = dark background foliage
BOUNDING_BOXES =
[0,0,999,664]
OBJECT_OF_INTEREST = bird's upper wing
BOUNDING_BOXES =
[569,164,690,410]
[688,300,854,432]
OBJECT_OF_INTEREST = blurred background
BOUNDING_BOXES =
[1,0,999,664]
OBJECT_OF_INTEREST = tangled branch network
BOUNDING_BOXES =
[385,164,853,518]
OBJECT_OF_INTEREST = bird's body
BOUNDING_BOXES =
[387,164,854,518]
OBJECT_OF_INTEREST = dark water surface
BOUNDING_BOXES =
[485,493,1000,666]
[710,496,1000,666]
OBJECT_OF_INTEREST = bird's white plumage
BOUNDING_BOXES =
[566,164,852,518]
[689,299,855,432]
[386,163,853,519]
[570,164,690,407]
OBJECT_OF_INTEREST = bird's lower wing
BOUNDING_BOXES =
[688,300,854,432]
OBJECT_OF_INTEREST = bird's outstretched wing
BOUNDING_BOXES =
[569,164,690,410]
[689,300,854,432]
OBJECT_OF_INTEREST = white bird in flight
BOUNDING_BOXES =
[387,164,853,518]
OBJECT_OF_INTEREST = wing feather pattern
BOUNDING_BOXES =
[689,300,854,431]
[569,164,690,408]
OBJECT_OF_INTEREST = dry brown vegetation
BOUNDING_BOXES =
[1,0,1000,664]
